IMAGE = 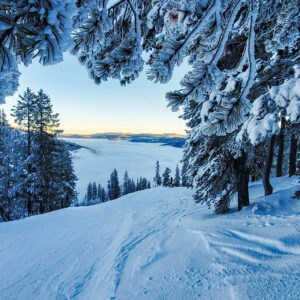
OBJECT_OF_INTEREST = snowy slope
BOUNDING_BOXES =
[66,138,183,198]
[0,177,300,300]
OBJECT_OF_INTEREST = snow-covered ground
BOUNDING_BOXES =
[0,176,299,300]
[66,138,183,199]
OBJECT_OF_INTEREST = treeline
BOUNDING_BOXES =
[0,89,77,222]
[153,161,189,188]
[79,161,189,207]
[78,169,151,206]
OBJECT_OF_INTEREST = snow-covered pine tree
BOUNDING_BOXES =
[181,160,190,188]
[97,183,102,200]
[129,179,136,193]
[153,161,162,186]
[87,182,93,204]
[289,132,298,177]
[0,110,9,221]
[11,88,36,215]
[174,165,181,187]
[122,171,130,195]
[30,90,62,213]
[54,141,77,208]
[276,118,286,178]
[187,133,236,213]
[99,187,106,203]
[107,179,111,200]
[136,178,141,191]
[46,139,77,210]
[0,110,12,221]
[108,169,121,200]
[92,182,97,203]
[0,111,27,221]
[141,177,148,190]
[162,167,171,187]
[1,90,76,220]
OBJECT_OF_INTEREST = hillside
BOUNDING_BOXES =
[62,133,186,148]
[0,177,299,300]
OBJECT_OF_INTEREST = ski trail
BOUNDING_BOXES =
[110,208,184,297]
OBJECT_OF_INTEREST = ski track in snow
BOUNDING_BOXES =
[0,177,300,299]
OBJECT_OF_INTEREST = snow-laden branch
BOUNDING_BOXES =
[108,0,126,10]
[126,0,140,36]
[149,0,220,84]
[211,0,243,65]
[240,0,257,102]
[173,0,220,62]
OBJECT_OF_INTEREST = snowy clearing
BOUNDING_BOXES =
[66,138,183,198]
[0,176,299,300]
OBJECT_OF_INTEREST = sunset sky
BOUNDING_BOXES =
[3,54,188,135]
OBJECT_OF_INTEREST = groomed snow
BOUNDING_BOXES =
[0,176,299,299]
[66,138,183,199]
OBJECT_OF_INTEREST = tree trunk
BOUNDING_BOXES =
[234,151,250,211]
[289,134,297,177]
[263,135,275,196]
[276,117,285,177]
[27,121,32,216]
[27,196,32,216]
[39,201,44,214]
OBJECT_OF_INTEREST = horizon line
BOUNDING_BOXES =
[62,132,186,137]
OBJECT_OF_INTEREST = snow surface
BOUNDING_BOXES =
[0,176,299,300]
[66,138,183,199]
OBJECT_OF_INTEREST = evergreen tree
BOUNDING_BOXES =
[51,140,77,209]
[108,169,121,200]
[30,90,62,213]
[87,182,93,203]
[129,179,136,193]
[276,118,286,177]
[99,187,106,203]
[263,135,276,196]
[162,167,171,187]
[174,165,181,187]
[0,111,27,221]
[122,171,130,196]
[97,184,102,201]
[181,160,190,188]
[136,178,140,191]
[11,88,36,215]
[141,178,148,190]
[1,89,76,221]
[107,180,111,200]
[0,111,12,221]
[153,161,162,186]
[92,182,97,202]
[289,134,298,177]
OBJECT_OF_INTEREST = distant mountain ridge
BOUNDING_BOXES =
[62,133,186,148]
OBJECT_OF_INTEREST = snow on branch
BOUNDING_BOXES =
[148,0,220,84]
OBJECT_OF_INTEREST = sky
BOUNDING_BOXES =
[3,54,188,135]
